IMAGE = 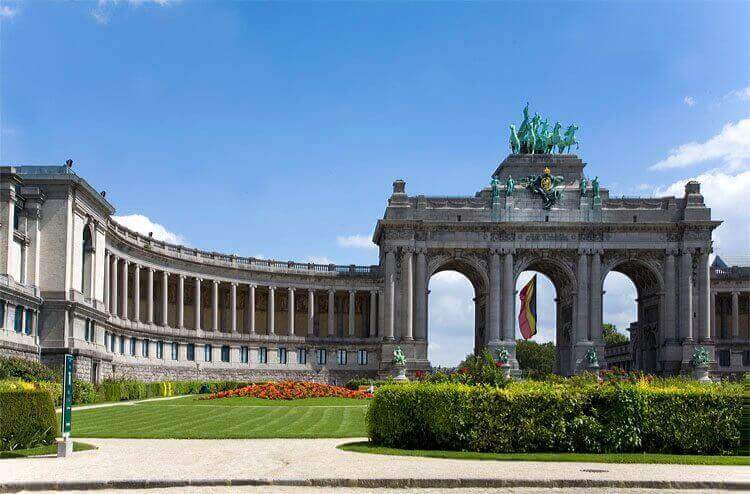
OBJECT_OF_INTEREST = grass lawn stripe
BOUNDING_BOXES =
[68,397,370,439]
[338,442,750,466]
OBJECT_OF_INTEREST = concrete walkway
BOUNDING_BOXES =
[0,439,747,492]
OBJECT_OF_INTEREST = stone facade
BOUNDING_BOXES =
[0,154,747,381]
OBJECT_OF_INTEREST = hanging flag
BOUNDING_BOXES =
[518,274,537,340]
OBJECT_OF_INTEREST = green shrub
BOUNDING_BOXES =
[0,357,59,382]
[368,381,742,455]
[73,380,99,405]
[0,390,56,451]
[37,381,63,406]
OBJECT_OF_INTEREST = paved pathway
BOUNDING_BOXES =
[25,488,740,494]
[55,395,186,413]
[0,439,747,491]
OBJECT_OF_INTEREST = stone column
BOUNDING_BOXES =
[246,284,256,334]
[698,251,711,341]
[267,286,275,335]
[212,280,219,332]
[133,264,140,323]
[589,250,602,342]
[307,289,315,336]
[121,260,129,320]
[110,256,118,316]
[383,249,396,340]
[327,289,335,337]
[710,290,716,340]
[576,250,589,343]
[230,283,237,333]
[414,249,427,340]
[177,275,185,329]
[488,250,501,344]
[679,249,693,341]
[103,251,110,310]
[147,268,154,324]
[401,248,413,340]
[194,277,202,332]
[369,291,377,337]
[348,290,356,337]
[501,250,515,341]
[161,271,169,326]
[288,287,295,335]
[378,289,384,338]
[663,251,677,342]
[732,291,740,339]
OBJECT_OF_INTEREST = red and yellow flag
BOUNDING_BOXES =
[518,275,537,340]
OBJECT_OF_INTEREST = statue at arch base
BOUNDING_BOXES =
[392,346,409,381]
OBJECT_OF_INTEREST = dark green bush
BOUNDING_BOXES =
[0,357,59,382]
[0,390,56,451]
[72,380,99,405]
[368,381,742,455]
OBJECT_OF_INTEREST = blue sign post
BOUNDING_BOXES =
[58,354,74,457]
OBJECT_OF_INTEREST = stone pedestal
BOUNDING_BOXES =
[499,362,511,379]
[393,362,408,381]
[692,364,711,382]
[57,437,73,458]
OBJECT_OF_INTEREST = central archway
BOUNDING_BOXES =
[514,254,577,375]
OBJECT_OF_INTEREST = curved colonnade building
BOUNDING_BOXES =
[1,165,383,383]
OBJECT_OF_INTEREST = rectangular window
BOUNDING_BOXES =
[718,350,731,367]
[337,349,347,366]
[187,343,195,361]
[130,338,137,356]
[240,346,249,364]
[204,344,212,362]
[0,301,5,328]
[278,347,287,364]
[357,349,367,366]
[142,340,149,358]
[104,331,109,349]
[221,345,230,363]
[743,350,750,367]
[316,348,327,365]
[297,348,307,365]
[13,207,21,230]
[24,310,33,335]
[156,341,164,359]
[110,333,116,352]
[14,306,23,333]
[171,342,179,361]
[259,347,268,364]
[119,336,125,354]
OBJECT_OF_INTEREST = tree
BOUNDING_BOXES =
[515,340,555,378]
[603,323,629,347]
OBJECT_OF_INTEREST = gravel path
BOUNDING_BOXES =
[0,438,746,491]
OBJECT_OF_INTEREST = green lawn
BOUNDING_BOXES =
[66,395,369,439]
[338,442,750,466]
[0,442,96,459]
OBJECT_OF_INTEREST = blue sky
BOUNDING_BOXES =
[2,1,749,365]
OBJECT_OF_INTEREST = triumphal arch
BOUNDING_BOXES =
[373,150,719,376]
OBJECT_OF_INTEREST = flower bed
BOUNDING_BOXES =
[204,381,373,400]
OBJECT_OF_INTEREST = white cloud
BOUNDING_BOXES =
[602,272,638,335]
[304,256,333,265]
[336,234,376,250]
[91,0,176,25]
[654,170,750,258]
[0,5,18,18]
[428,271,475,366]
[650,119,750,171]
[723,85,750,102]
[683,96,696,107]
[112,214,187,245]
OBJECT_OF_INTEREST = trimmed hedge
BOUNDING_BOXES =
[0,357,59,382]
[368,381,742,455]
[97,379,250,403]
[0,390,57,451]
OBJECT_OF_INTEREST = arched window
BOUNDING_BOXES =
[82,224,94,298]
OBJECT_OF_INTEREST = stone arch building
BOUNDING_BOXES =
[0,153,746,381]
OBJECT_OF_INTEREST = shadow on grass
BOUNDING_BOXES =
[338,441,750,466]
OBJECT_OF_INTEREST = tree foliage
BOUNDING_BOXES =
[515,340,556,378]
[603,323,630,347]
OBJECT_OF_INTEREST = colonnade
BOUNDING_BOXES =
[103,251,380,338]
[712,290,750,340]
